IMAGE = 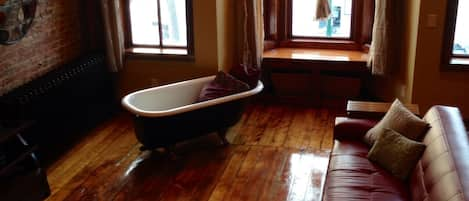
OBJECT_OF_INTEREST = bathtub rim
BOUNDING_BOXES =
[121,75,264,118]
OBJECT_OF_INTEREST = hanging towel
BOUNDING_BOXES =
[315,0,331,20]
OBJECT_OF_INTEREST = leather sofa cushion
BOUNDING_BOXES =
[409,106,469,201]
[323,140,409,201]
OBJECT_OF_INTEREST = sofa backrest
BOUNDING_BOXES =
[410,106,469,201]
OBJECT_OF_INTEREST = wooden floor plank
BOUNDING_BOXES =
[207,146,249,201]
[50,124,139,201]
[45,99,341,201]
[47,116,131,200]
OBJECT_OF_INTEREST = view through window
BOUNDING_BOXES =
[453,0,469,56]
[292,0,353,38]
[129,0,187,48]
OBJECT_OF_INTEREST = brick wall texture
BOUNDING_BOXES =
[0,0,85,95]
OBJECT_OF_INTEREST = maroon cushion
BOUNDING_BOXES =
[323,139,410,201]
[197,71,250,102]
[229,64,260,89]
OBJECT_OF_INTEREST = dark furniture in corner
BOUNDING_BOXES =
[0,120,50,201]
[0,53,117,164]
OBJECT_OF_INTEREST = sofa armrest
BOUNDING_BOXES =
[334,117,378,140]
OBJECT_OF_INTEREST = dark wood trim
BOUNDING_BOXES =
[285,0,293,40]
[453,55,469,59]
[361,44,370,53]
[185,0,195,56]
[290,36,351,41]
[279,39,361,50]
[263,0,279,41]
[131,44,187,49]
[350,0,362,44]
[278,0,288,42]
[441,0,469,71]
[123,0,133,49]
[125,48,195,61]
[264,40,277,51]
[156,0,164,47]
[360,0,374,45]
[123,0,194,57]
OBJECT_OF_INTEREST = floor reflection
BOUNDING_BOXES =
[287,152,329,201]
[46,102,336,201]
[115,140,331,201]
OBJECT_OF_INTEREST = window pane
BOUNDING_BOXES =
[129,0,160,45]
[453,0,469,56]
[292,0,353,38]
[160,0,187,47]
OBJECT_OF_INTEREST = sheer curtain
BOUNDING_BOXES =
[218,0,264,87]
[100,0,125,72]
[368,0,402,75]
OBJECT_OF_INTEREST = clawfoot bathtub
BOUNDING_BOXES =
[122,75,263,152]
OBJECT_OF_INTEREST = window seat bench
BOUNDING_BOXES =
[262,48,371,107]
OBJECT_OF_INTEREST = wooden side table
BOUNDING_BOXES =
[347,100,420,119]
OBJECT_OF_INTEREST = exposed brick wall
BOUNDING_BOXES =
[0,0,85,95]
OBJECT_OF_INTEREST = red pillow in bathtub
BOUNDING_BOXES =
[229,64,261,89]
[197,71,250,102]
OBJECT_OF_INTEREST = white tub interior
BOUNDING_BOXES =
[121,75,264,117]
[126,76,210,111]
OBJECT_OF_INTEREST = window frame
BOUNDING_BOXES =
[441,0,469,70]
[123,0,195,58]
[264,0,374,51]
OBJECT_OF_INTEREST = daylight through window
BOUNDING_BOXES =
[452,0,469,56]
[292,0,353,38]
[129,0,188,49]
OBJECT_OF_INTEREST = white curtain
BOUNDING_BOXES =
[368,0,402,75]
[218,0,264,72]
[238,0,264,71]
[100,0,125,72]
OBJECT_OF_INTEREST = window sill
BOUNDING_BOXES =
[279,39,362,50]
[263,48,369,63]
[451,58,469,65]
[125,47,195,61]
[442,58,469,71]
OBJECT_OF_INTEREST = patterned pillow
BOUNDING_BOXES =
[368,129,426,181]
[364,99,429,146]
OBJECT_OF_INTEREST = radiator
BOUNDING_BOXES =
[0,53,117,163]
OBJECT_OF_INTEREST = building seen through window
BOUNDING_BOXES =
[453,0,469,56]
[292,0,353,38]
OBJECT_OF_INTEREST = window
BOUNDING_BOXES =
[292,0,353,39]
[263,0,374,51]
[442,0,469,68]
[452,1,469,56]
[126,0,193,56]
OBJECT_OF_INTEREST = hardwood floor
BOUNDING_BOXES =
[45,100,341,201]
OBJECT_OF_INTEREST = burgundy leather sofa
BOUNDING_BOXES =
[322,106,469,201]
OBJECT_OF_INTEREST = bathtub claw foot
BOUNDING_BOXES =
[139,146,149,151]
[165,145,177,160]
[217,129,229,146]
